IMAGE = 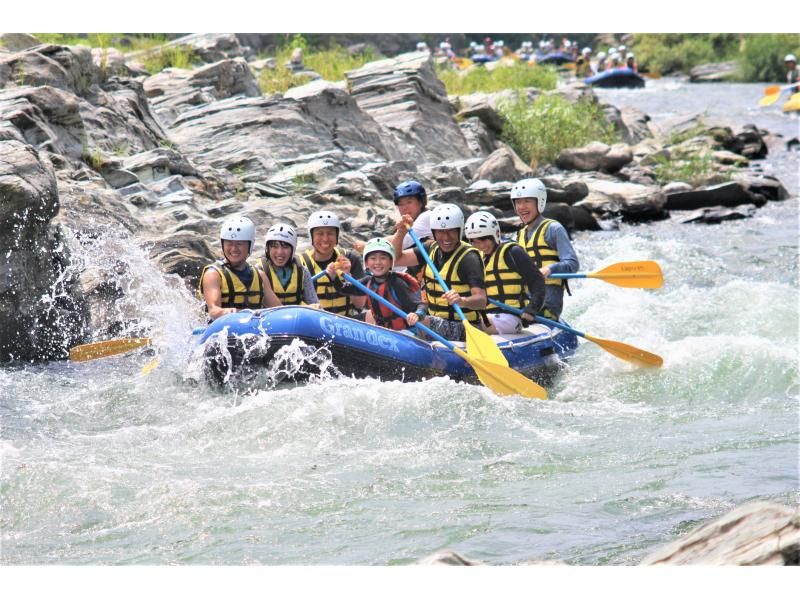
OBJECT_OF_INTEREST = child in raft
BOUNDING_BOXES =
[326,238,426,332]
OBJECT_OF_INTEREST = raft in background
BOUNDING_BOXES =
[584,67,646,88]
[193,306,579,388]
[536,52,574,66]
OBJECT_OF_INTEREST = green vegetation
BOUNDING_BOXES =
[141,45,196,73]
[292,172,318,187]
[498,93,618,166]
[630,33,800,81]
[438,63,558,95]
[651,154,728,186]
[258,34,378,95]
[82,147,107,170]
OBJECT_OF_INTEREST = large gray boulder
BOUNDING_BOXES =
[0,137,88,361]
[556,141,634,173]
[689,61,739,82]
[641,502,799,565]
[665,181,764,210]
[575,177,668,222]
[472,146,533,183]
[168,88,397,183]
[0,44,100,96]
[347,52,473,163]
[143,58,261,127]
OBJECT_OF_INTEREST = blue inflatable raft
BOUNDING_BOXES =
[584,67,645,88]
[536,52,575,66]
[193,306,579,388]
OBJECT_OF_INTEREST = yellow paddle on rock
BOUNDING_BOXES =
[407,229,508,367]
[342,272,547,399]
[68,338,151,362]
[548,260,663,289]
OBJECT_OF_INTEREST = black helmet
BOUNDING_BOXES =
[393,180,427,206]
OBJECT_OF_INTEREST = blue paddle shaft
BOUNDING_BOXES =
[311,270,327,282]
[407,229,469,322]
[487,298,586,339]
[341,272,458,351]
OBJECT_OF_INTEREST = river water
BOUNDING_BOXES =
[1,80,798,566]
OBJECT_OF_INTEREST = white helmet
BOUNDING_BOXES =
[307,210,340,240]
[511,178,548,213]
[609,47,617,55]
[220,215,256,254]
[785,54,797,63]
[597,51,607,60]
[619,44,627,51]
[465,211,501,243]
[265,223,297,254]
[363,237,395,264]
[626,52,635,60]
[582,47,592,56]
[430,203,465,238]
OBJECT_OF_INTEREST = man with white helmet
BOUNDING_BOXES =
[392,203,487,342]
[511,178,579,320]
[198,215,281,321]
[464,211,545,335]
[254,223,319,308]
[625,53,638,73]
[785,54,799,93]
[596,51,607,73]
[301,210,366,317]
[327,237,426,332]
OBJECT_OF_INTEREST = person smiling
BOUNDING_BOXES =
[255,223,319,308]
[301,210,366,317]
[326,238,425,331]
[198,215,281,321]
[511,178,579,320]
[392,203,487,342]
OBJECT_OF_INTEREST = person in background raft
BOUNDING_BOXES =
[785,54,799,93]
[511,178,579,320]
[595,51,607,73]
[199,215,281,321]
[254,223,319,308]
[326,238,426,332]
[392,203,487,342]
[625,53,638,73]
[301,210,366,318]
[464,211,546,335]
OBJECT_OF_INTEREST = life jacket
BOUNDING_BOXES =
[198,259,263,311]
[366,272,421,331]
[517,219,565,290]
[424,241,482,323]
[301,247,354,315]
[256,255,304,306]
[484,242,526,313]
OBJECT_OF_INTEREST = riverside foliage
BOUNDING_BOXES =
[498,93,618,166]
[437,63,558,95]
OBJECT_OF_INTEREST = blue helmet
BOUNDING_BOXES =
[393,180,427,206]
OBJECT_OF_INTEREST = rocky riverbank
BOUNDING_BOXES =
[0,32,793,361]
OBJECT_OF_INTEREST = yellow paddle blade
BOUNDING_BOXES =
[463,320,509,366]
[69,338,151,362]
[141,358,160,375]
[783,92,800,113]
[589,261,664,289]
[759,93,781,107]
[453,347,547,400]
[584,334,663,368]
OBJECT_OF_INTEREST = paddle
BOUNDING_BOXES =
[342,273,547,400]
[488,299,663,368]
[69,337,151,362]
[406,229,508,367]
[760,84,794,107]
[548,260,663,289]
[311,270,327,282]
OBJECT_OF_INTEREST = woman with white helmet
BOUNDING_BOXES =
[255,223,319,308]
[392,203,488,342]
[301,210,366,317]
[198,215,281,321]
[464,211,545,335]
[511,178,579,320]
[326,237,426,332]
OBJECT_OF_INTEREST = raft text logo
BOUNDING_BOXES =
[319,316,400,353]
